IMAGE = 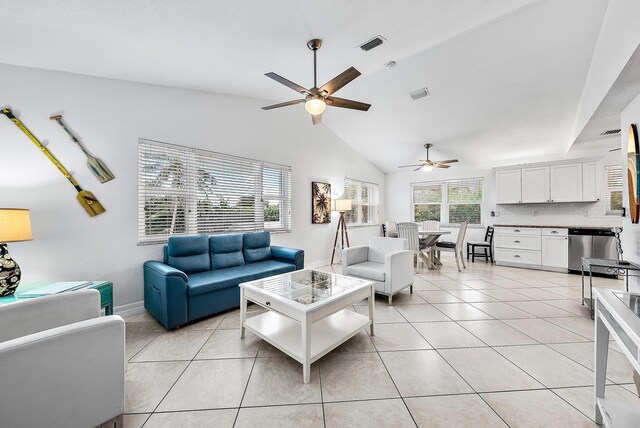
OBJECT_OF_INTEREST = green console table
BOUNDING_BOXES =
[0,281,114,315]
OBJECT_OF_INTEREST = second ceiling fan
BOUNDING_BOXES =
[399,144,459,171]
[262,39,371,125]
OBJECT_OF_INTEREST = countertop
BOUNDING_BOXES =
[494,224,621,230]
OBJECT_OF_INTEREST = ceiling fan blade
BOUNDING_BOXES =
[326,96,371,111]
[319,67,361,95]
[398,164,423,168]
[434,164,450,169]
[436,159,459,164]
[413,167,422,172]
[265,72,310,95]
[311,114,322,125]
[261,99,305,110]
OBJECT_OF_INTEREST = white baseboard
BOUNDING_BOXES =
[306,259,334,269]
[114,300,145,316]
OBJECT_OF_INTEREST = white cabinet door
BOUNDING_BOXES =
[541,235,568,268]
[521,166,550,203]
[582,161,600,201]
[496,169,522,204]
[550,163,582,202]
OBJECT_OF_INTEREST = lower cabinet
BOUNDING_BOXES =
[495,227,568,270]
[541,235,569,268]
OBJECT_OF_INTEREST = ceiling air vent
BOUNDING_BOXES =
[359,36,386,52]
[600,129,621,136]
[409,87,430,101]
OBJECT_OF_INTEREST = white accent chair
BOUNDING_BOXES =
[435,221,469,272]
[343,237,414,305]
[0,289,126,428]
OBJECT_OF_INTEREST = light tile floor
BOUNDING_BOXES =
[122,256,640,427]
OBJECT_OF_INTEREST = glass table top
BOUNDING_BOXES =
[242,269,369,305]
[615,292,640,318]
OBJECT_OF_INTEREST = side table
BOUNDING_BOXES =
[581,258,640,319]
[0,281,114,315]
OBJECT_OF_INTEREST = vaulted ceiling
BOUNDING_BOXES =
[0,0,609,172]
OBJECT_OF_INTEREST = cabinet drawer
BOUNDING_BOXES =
[495,227,541,236]
[541,228,568,237]
[495,235,541,250]
[495,248,541,265]
[242,288,299,320]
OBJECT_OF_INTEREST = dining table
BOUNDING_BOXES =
[418,230,451,269]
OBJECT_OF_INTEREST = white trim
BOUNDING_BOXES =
[306,259,333,269]
[114,300,145,316]
[492,157,602,171]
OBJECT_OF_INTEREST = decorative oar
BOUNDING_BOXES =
[1,108,106,217]
[50,114,114,183]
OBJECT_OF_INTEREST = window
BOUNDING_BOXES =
[605,165,622,215]
[343,178,379,226]
[138,139,291,244]
[412,178,483,225]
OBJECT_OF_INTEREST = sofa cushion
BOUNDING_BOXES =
[344,261,385,282]
[167,235,210,274]
[210,234,245,269]
[243,231,271,263]
[187,259,295,296]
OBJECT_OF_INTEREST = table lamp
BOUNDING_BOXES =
[331,199,352,265]
[0,208,32,297]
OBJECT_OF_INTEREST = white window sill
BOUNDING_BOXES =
[345,223,381,229]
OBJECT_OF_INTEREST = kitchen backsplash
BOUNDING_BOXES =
[496,201,623,227]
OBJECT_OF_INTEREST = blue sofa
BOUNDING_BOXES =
[143,231,304,329]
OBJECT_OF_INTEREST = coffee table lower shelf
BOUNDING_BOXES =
[244,309,370,364]
[596,397,640,428]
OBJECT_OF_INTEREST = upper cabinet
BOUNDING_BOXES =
[550,163,582,202]
[521,166,550,203]
[582,161,600,202]
[495,159,601,204]
[496,169,522,204]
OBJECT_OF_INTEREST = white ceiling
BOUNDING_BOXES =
[0,0,609,172]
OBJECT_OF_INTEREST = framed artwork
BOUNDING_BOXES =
[628,124,639,223]
[312,182,331,224]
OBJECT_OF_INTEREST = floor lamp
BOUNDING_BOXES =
[331,199,352,265]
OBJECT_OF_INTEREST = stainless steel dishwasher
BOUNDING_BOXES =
[568,228,618,276]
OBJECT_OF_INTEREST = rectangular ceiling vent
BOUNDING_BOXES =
[409,87,430,101]
[359,35,386,52]
[600,129,621,136]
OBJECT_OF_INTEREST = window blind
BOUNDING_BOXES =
[605,165,622,215]
[343,178,380,225]
[138,139,292,244]
[411,178,483,225]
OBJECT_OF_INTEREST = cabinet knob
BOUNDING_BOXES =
[551,231,558,234]
[266,301,271,306]
[514,240,521,243]
[514,255,521,258]
[514,229,520,232]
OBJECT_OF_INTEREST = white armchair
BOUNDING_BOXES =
[0,289,126,428]
[343,237,414,305]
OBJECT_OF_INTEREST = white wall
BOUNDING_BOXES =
[620,93,640,291]
[0,64,384,307]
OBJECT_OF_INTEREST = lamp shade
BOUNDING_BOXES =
[334,199,352,212]
[0,209,32,243]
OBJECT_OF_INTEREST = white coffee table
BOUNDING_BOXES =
[239,269,375,384]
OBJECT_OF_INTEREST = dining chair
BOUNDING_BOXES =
[421,220,440,231]
[434,221,468,272]
[396,222,426,269]
[467,226,495,263]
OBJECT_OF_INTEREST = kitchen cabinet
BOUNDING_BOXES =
[582,161,600,202]
[541,234,569,269]
[550,163,582,202]
[521,166,550,203]
[494,227,542,266]
[496,169,522,204]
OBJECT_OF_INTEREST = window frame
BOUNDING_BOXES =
[138,139,292,245]
[411,178,483,226]
[343,178,380,227]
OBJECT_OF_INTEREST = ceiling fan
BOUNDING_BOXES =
[262,39,371,125]
[398,144,459,171]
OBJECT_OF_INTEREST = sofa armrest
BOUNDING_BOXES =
[0,289,101,343]
[143,261,189,329]
[0,316,125,428]
[271,246,305,270]
[343,246,368,267]
[385,250,414,293]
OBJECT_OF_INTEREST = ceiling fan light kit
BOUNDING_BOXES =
[262,39,370,125]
